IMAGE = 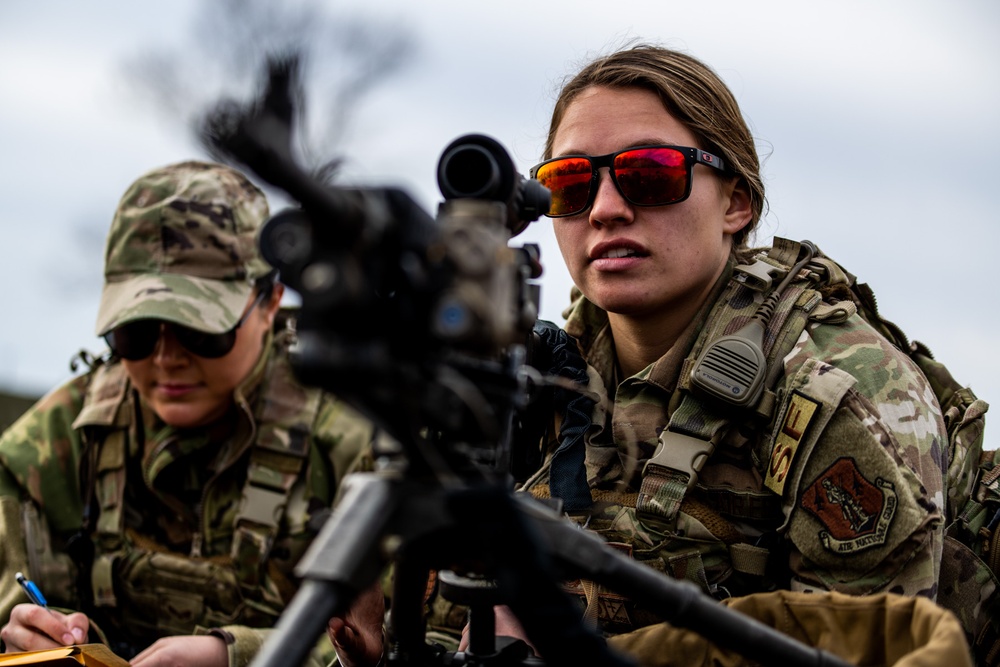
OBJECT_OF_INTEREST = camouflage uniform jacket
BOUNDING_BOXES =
[520,253,948,634]
[0,324,372,665]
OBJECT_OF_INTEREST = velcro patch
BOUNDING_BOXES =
[765,392,820,495]
[800,457,897,553]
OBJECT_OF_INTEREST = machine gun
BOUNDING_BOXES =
[202,55,853,667]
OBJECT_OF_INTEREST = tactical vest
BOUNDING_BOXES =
[25,330,323,655]
[529,238,995,662]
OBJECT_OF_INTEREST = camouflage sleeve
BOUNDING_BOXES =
[313,395,375,490]
[771,315,946,599]
[200,625,334,667]
[0,494,31,624]
[0,376,90,624]
[0,377,88,521]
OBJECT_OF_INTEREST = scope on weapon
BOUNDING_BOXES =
[244,129,550,468]
[437,133,550,237]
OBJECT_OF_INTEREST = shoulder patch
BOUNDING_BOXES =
[800,457,897,554]
[765,391,820,495]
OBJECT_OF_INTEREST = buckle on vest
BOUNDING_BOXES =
[235,484,288,529]
[733,258,784,292]
[642,430,715,490]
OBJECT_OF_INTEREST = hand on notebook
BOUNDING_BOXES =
[0,604,88,653]
[129,635,227,667]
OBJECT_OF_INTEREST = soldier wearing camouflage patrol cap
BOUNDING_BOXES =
[95,158,275,344]
[0,160,373,667]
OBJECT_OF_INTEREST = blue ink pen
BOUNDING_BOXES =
[15,572,48,608]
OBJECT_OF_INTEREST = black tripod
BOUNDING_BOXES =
[248,464,853,667]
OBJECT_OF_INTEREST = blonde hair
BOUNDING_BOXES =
[544,45,765,250]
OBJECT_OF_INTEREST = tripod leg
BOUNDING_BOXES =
[250,474,398,667]
[446,485,636,667]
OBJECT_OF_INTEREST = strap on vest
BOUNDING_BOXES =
[729,543,770,577]
[636,403,726,527]
[637,239,811,525]
[637,239,822,572]
[230,366,322,593]
[90,428,128,609]
[91,553,118,608]
[90,390,141,609]
[580,579,601,630]
[93,430,127,543]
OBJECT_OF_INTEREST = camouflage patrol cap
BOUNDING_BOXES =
[95,160,272,336]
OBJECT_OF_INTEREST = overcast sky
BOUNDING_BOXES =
[2,0,998,415]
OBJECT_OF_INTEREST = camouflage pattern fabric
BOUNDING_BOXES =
[519,244,950,639]
[95,160,273,336]
[0,328,373,666]
[940,448,1000,666]
[901,344,996,664]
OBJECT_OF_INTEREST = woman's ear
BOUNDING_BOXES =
[722,177,753,235]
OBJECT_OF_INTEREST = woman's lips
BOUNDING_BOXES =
[588,239,648,270]
[155,382,199,398]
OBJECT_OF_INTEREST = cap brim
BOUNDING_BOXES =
[95,273,254,336]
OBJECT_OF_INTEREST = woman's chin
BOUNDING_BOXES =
[150,401,226,430]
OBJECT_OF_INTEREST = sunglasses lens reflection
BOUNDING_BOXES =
[614,147,688,205]
[535,156,594,216]
[536,147,692,216]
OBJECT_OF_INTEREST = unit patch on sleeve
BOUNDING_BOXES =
[764,391,820,495]
[800,457,897,554]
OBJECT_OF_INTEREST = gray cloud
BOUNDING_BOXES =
[1,0,997,411]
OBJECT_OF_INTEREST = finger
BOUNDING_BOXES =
[63,612,89,645]
[0,621,64,653]
[129,644,165,667]
[330,623,360,651]
[327,617,346,645]
[10,605,76,646]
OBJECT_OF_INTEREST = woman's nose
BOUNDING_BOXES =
[151,324,188,365]
[589,169,634,227]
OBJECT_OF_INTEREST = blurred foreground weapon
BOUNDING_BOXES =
[203,55,853,667]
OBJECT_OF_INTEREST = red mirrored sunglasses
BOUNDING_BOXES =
[529,145,728,218]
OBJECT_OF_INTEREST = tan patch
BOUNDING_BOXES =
[598,594,632,626]
[765,392,821,495]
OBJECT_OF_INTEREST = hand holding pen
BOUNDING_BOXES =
[0,572,88,653]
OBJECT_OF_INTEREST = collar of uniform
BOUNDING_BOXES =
[72,360,132,429]
[233,328,274,410]
[564,289,607,350]
[562,261,735,391]
[642,262,734,392]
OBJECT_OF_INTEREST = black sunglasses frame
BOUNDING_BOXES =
[529,144,728,218]
[104,289,268,361]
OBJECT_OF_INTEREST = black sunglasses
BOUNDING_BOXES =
[104,290,267,361]
[529,144,728,218]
